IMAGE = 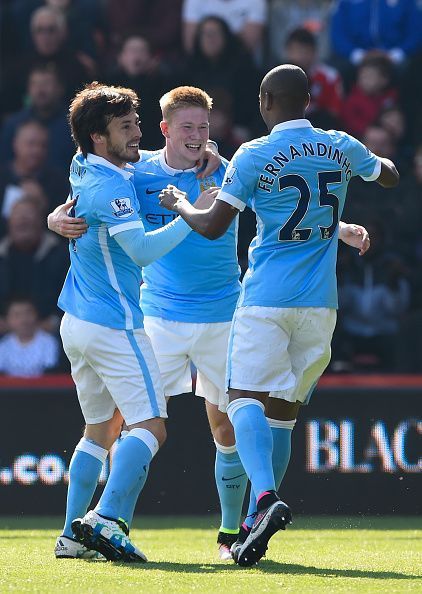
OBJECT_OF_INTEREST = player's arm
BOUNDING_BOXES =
[161,144,253,238]
[159,185,238,240]
[111,187,219,265]
[338,222,370,256]
[47,199,88,239]
[350,135,399,188]
[112,216,192,267]
[375,158,400,188]
[196,140,222,179]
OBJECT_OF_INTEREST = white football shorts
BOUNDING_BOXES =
[143,316,231,408]
[60,313,167,425]
[226,306,337,406]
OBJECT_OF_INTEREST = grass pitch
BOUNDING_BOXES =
[0,516,420,593]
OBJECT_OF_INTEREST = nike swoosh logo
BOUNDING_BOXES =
[222,473,247,482]
[146,188,161,194]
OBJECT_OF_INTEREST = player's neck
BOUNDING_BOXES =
[94,147,126,169]
[163,147,196,171]
[266,112,306,130]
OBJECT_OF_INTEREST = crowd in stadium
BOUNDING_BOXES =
[0,0,421,376]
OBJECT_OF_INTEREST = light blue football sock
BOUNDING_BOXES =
[215,443,248,533]
[62,438,108,538]
[227,398,275,498]
[105,432,150,529]
[95,428,157,521]
[119,465,149,528]
[244,419,295,529]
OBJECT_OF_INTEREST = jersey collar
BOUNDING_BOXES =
[87,153,135,180]
[159,149,199,176]
[270,119,313,135]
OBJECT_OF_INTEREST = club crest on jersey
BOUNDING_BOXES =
[224,166,237,185]
[110,198,134,218]
[199,177,217,192]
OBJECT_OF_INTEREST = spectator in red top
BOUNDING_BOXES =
[283,28,343,128]
[341,54,398,138]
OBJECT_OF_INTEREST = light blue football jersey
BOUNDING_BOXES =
[133,150,241,323]
[58,153,146,330]
[217,119,381,309]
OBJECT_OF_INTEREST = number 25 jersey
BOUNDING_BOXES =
[217,119,381,309]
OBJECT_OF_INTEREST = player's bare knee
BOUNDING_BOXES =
[84,417,122,450]
[213,419,235,447]
[127,418,167,448]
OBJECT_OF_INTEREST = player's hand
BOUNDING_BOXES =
[159,185,189,212]
[339,223,370,256]
[196,141,222,179]
[193,187,220,210]
[47,199,88,239]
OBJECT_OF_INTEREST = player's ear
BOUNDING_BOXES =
[305,93,311,111]
[160,120,169,138]
[264,91,273,111]
[91,131,105,147]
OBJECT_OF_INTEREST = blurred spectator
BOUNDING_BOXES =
[340,55,397,138]
[342,127,422,274]
[334,221,411,372]
[180,16,263,139]
[330,0,422,67]
[283,27,343,128]
[377,105,412,173]
[401,50,422,147]
[106,0,184,63]
[268,0,332,65]
[0,298,59,377]
[43,0,106,59]
[105,36,167,149]
[182,0,267,59]
[362,125,397,161]
[1,6,92,115]
[0,198,68,333]
[209,90,243,159]
[0,120,68,236]
[4,0,105,59]
[0,64,74,172]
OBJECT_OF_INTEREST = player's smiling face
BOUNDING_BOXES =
[104,109,141,166]
[161,106,209,169]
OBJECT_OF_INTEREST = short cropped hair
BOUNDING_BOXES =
[69,82,139,156]
[160,86,213,121]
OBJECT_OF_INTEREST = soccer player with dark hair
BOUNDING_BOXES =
[55,82,209,562]
[159,64,399,566]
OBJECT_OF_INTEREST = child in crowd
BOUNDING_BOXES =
[0,298,59,377]
[341,54,398,138]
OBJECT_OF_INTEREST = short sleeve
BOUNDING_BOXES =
[217,145,256,212]
[93,180,144,237]
[347,134,381,181]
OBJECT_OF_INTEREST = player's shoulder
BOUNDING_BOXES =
[240,134,270,151]
[220,156,230,170]
[313,126,358,147]
[232,135,270,163]
[134,150,161,171]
